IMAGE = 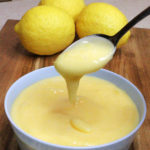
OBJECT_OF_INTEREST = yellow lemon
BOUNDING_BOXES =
[15,6,75,55]
[39,0,85,21]
[76,3,130,48]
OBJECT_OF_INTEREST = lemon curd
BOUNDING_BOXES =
[55,36,114,103]
[11,36,139,147]
[11,76,139,146]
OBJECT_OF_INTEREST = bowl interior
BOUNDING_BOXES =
[5,66,146,132]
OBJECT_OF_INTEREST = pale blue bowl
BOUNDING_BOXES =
[4,67,146,150]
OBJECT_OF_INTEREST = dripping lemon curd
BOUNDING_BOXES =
[11,36,139,146]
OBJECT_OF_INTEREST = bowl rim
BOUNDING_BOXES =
[4,66,147,149]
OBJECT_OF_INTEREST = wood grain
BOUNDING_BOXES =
[0,20,150,150]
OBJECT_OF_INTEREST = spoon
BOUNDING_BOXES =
[96,6,150,47]
[64,6,150,53]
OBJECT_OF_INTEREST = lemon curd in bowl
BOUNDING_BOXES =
[11,75,139,147]
[5,67,146,150]
[6,31,146,150]
[10,36,140,147]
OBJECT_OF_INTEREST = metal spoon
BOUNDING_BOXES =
[64,6,150,53]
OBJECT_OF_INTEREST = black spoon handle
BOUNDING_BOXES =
[111,6,150,46]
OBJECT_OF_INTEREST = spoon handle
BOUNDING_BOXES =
[111,6,150,46]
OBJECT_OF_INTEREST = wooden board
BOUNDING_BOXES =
[0,20,150,150]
